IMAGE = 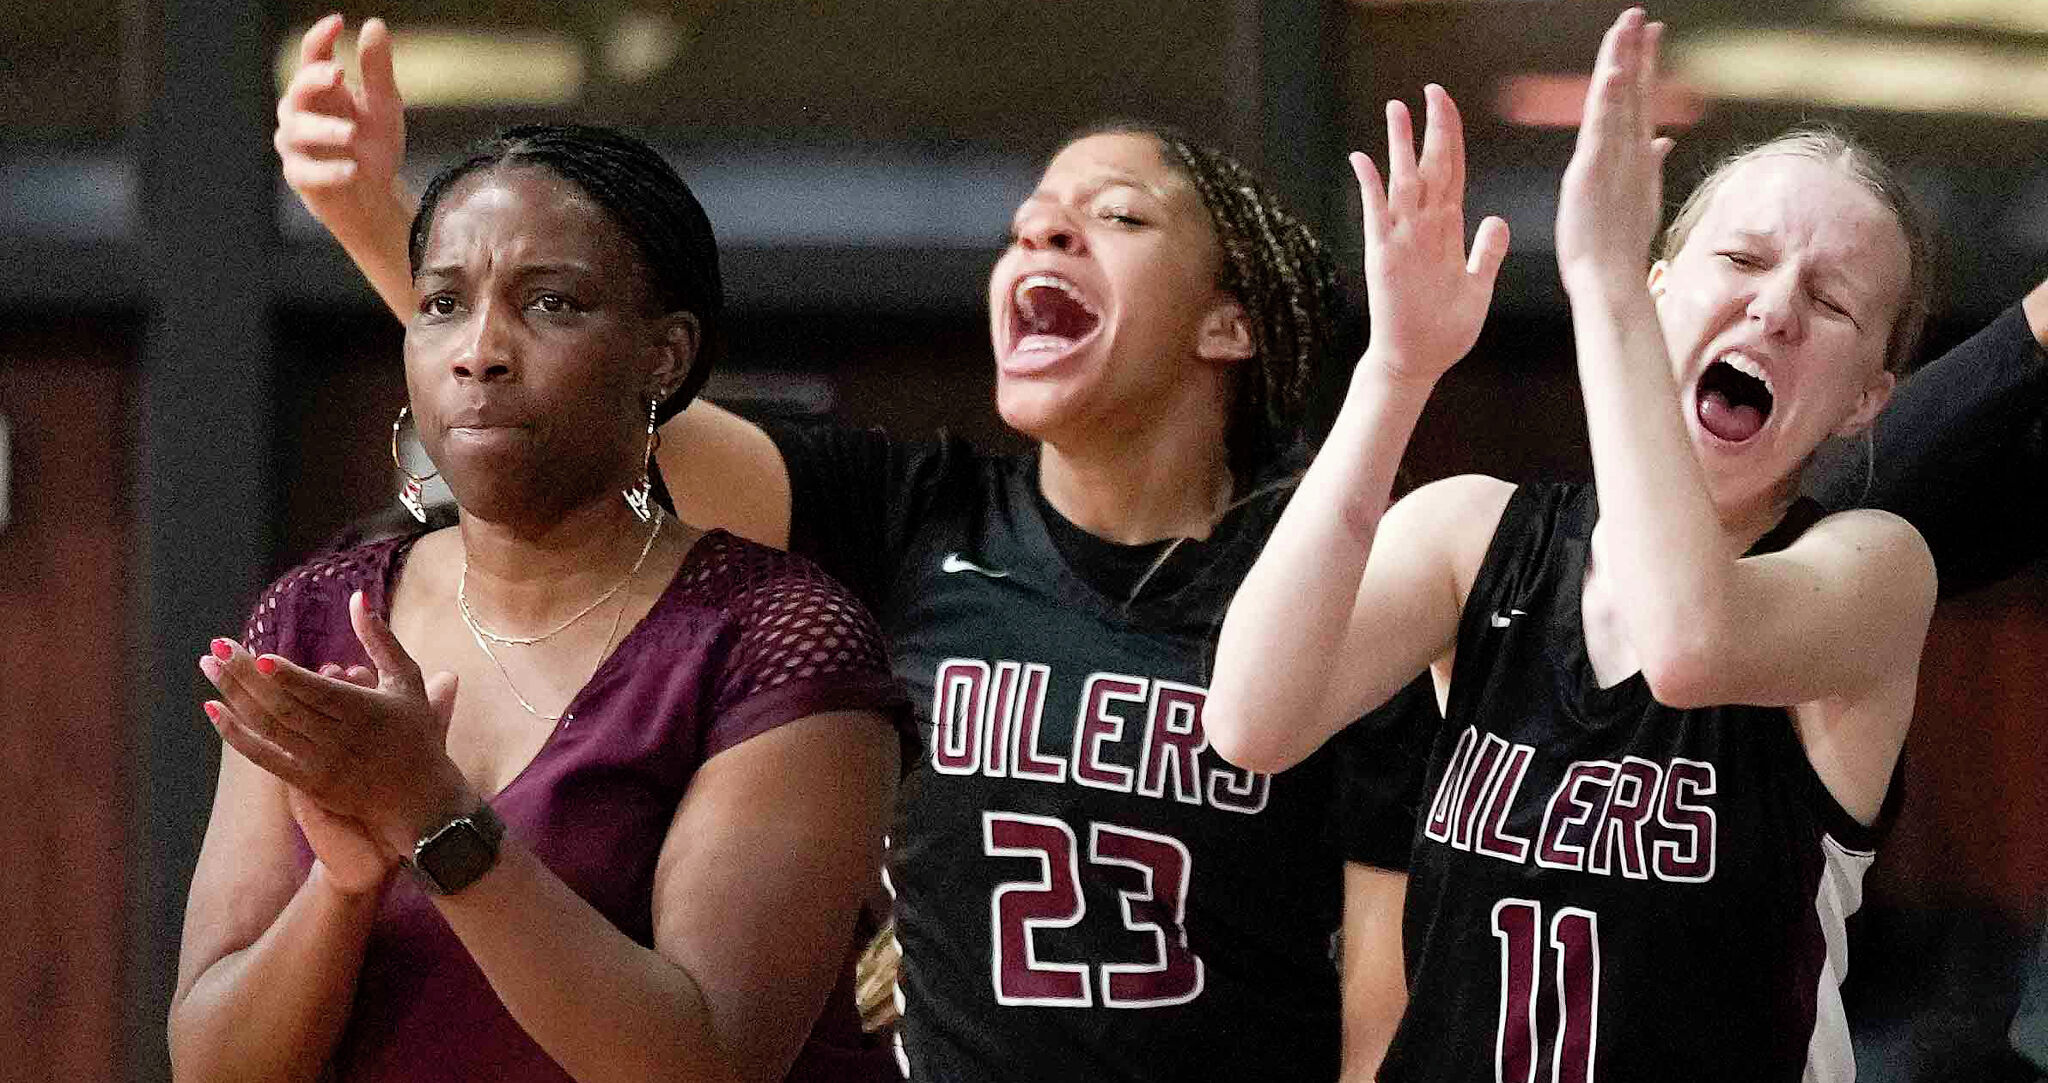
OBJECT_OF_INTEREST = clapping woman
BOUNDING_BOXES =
[171,125,910,1083]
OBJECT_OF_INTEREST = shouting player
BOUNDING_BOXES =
[1212,10,1939,1080]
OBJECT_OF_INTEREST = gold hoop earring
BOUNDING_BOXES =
[390,405,439,524]
[623,397,660,523]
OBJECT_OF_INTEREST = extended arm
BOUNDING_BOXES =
[1207,86,1508,773]
[1552,11,1935,712]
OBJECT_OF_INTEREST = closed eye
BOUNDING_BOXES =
[1813,292,1859,327]
[1718,251,1762,270]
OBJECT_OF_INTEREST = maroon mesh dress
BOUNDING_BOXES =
[240,528,911,1082]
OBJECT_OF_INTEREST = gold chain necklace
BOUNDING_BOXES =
[458,510,664,722]
[459,511,663,644]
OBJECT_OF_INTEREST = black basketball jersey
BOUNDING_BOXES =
[1378,483,1899,1083]
[765,420,1409,1082]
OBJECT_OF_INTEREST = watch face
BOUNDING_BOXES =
[414,817,500,895]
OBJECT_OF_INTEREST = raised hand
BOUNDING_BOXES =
[275,14,408,235]
[200,591,466,863]
[1353,84,1511,387]
[1554,8,1673,297]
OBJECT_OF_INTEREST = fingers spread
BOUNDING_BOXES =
[297,12,345,68]
[356,18,403,113]
[1467,216,1512,284]
[1384,99,1418,211]
[1351,151,1388,243]
[207,697,316,787]
[256,650,388,725]
[1419,84,1466,202]
[204,642,321,749]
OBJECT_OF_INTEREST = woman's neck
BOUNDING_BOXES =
[455,495,680,627]
[1037,424,1234,545]
[1709,471,1805,554]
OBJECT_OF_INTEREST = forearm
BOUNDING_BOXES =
[322,177,419,322]
[1568,283,1731,674]
[1338,863,1409,1083]
[170,864,380,1083]
[431,840,744,1083]
[1210,359,1434,772]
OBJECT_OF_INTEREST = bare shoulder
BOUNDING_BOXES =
[1793,507,1936,595]
[1386,474,1517,586]
[1397,473,1517,521]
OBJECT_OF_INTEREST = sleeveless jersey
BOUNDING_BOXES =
[1378,483,1900,1083]
[765,422,1408,1082]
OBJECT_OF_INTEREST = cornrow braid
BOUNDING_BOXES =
[1074,122,1342,483]
[409,123,725,424]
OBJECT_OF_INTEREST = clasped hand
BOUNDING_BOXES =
[200,590,466,893]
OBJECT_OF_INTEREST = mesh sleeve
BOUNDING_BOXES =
[686,534,912,759]
[238,541,399,668]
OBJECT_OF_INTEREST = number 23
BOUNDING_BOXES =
[982,811,1205,1008]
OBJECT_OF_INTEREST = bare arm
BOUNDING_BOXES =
[1339,864,1409,1083]
[275,15,416,318]
[169,743,386,1083]
[429,709,897,1083]
[196,598,898,1083]
[1553,13,1935,712]
[1207,86,1508,773]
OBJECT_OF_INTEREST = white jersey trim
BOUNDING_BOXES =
[1804,832,1878,1083]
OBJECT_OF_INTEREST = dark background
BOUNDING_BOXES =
[2,2,2042,1080]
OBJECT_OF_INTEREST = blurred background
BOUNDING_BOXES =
[2,1,2044,1080]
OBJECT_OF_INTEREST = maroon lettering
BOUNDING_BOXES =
[1138,680,1207,805]
[1073,674,1144,792]
[1537,762,1616,872]
[1009,663,1066,782]
[1474,744,1535,862]
[1653,758,1717,882]
[931,659,987,774]
[1425,726,1481,843]
[1589,757,1658,879]
[1454,734,1510,851]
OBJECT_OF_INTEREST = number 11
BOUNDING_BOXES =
[1491,898,1600,1083]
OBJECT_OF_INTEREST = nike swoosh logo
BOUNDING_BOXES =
[941,552,1009,578]
[1488,608,1527,628]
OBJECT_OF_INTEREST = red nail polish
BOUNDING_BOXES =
[211,639,234,661]
[203,702,221,723]
[255,655,278,676]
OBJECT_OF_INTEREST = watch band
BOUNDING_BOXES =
[404,800,506,896]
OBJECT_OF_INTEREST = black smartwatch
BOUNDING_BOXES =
[405,801,505,896]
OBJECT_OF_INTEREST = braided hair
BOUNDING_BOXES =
[408,123,725,425]
[1069,123,1341,484]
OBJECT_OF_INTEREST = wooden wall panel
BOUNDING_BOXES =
[0,319,135,1083]
[1874,570,2048,924]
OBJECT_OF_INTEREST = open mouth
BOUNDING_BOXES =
[1695,354,1775,444]
[1008,273,1102,361]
